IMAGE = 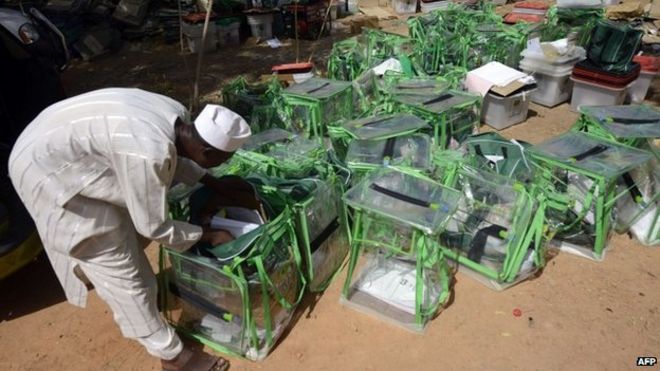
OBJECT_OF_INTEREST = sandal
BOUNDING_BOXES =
[162,347,229,371]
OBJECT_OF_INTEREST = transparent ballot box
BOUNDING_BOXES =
[235,128,327,179]
[160,186,304,361]
[438,166,546,290]
[249,176,351,292]
[345,133,433,183]
[341,170,460,332]
[574,105,660,147]
[328,113,429,159]
[572,105,660,246]
[529,132,653,260]
[612,158,659,246]
[281,78,353,139]
[393,90,481,149]
[221,76,284,133]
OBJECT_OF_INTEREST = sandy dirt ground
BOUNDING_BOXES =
[1,21,660,371]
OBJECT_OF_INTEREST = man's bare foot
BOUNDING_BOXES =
[161,345,229,371]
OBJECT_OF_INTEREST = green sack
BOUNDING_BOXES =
[586,19,643,73]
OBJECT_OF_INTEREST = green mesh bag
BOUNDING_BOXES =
[160,184,304,361]
[585,19,643,74]
[341,169,460,332]
[529,131,654,260]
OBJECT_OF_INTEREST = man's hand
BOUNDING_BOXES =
[201,229,235,245]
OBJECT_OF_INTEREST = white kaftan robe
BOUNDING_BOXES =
[8,88,206,343]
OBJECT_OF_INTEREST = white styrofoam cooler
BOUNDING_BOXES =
[628,70,657,104]
[482,89,536,130]
[569,76,630,112]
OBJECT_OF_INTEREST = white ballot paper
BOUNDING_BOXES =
[357,259,441,315]
[210,207,265,238]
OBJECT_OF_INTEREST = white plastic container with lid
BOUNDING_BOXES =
[481,88,536,130]
[392,0,417,14]
[520,65,573,107]
[217,21,240,47]
[628,70,657,104]
[182,22,217,53]
[519,58,574,76]
[246,13,274,40]
[569,76,630,112]
[520,46,586,66]
[556,0,609,8]
[420,0,451,13]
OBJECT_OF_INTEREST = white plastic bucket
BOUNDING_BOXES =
[569,76,630,112]
[628,70,657,104]
[481,89,535,130]
[247,13,274,40]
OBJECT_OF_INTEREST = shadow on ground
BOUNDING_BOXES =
[0,252,66,322]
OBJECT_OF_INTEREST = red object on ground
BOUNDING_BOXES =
[504,13,545,24]
[183,13,217,23]
[272,62,314,74]
[513,308,522,317]
[633,55,660,73]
